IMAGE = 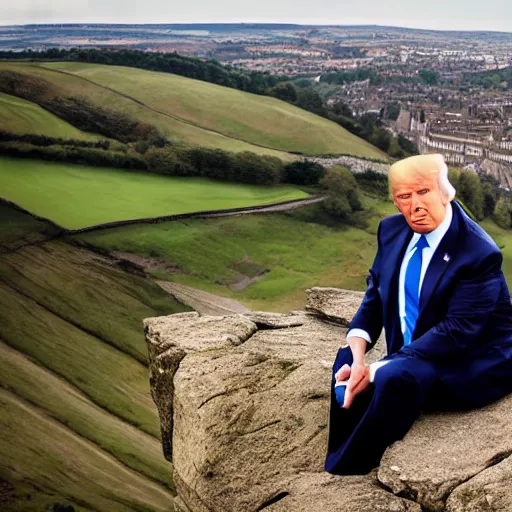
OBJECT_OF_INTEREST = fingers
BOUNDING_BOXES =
[346,364,365,391]
[342,388,356,409]
[335,363,351,383]
[352,371,370,395]
[342,366,370,409]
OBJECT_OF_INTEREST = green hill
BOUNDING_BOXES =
[0,61,386,159]
[76,199,391,312]
[0,92,100,141]
[0,203,188,510]
[0,156,307,229]
[78,199,512,313]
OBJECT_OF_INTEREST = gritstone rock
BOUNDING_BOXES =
[145,287,512,512]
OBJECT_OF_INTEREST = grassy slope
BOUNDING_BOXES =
[481,219,512,284]
[0,92,100,141]
[0,205,188,510]
[41,62,387,158]
[0,61,292,159]
[0,156,307,229]
[77,199,388,312]
[79,198,512,313]
[0,61,386,159]
[0,390,173,512]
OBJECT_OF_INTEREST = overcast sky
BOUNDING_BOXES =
[1,0,511,32]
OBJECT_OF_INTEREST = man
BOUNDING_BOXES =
[325,153,512,475]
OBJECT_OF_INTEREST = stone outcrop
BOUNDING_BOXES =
[145,287,512,512]
[479,158,512,191]
[305,286,365,326]
[305,155,390,174]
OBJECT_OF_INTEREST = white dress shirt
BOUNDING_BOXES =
[347,203,453,345]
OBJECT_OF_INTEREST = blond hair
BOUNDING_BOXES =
[388,154,456,201]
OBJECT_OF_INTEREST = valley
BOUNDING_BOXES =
[0,49,510,512]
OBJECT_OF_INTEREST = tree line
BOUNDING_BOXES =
[464,67,512,90]
[1,130,509,229]
[0,48,282,95]
[0,131,323,187]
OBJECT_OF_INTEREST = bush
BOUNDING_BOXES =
[283,160,326,186]
[321,165,363,220]
[493,197,512,229]
[232,152,284,185]
[355,170,389,198]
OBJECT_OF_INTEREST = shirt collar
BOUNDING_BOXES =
[409,202,453,252]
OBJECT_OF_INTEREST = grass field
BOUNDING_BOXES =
[0,204,188,510]
[0,92,100,141]
[0,61,293,159]
[79,199,512,312]
[41,61,387,158]
[0,61,386,159]
[0,156,308,229]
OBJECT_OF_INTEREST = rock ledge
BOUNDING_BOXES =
[144,287,512,512]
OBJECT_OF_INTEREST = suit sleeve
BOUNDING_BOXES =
[348,222,384,349]
[400,251,503,360]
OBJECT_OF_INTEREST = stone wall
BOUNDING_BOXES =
[304,156,390,174]
[145,287,512,512]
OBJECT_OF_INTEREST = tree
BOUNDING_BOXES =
[371,128,392,152]
[283,161,325,186]
[295,88,325,115]
[397,134,419,155]
[321,166,363,219]
[493,197,512,229]
[456,170,484,220]
[418,69,439,85]
[331,101,353,118]
[269,83,298,103]
[482,182,497,218]
[386,102,401,121]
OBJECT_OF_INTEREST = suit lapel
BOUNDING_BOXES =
[418,202,460,313]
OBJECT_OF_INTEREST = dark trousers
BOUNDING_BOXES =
[325,346,512,475]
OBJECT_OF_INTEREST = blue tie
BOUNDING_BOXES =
[404,235,429,346]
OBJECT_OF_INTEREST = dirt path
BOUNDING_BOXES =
[156,281,250,316]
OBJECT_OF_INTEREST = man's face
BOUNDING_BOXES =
[392,173,449,233]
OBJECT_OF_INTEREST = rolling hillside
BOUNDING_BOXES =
[77,199,392,312]
[0,61,386,159]
[78,199,512,313]
[0,156,307,229]
[0,202,188,511]
[0,92,100,141]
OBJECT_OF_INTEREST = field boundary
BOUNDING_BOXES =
[0,195,325,238]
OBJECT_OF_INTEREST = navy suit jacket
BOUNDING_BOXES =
[350,201,512,368]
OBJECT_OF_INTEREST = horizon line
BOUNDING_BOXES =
[0,21,511,35]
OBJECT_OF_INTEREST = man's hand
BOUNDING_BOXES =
[337,335,371,409]
[343,362,370,409]
[335,363,351,383]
